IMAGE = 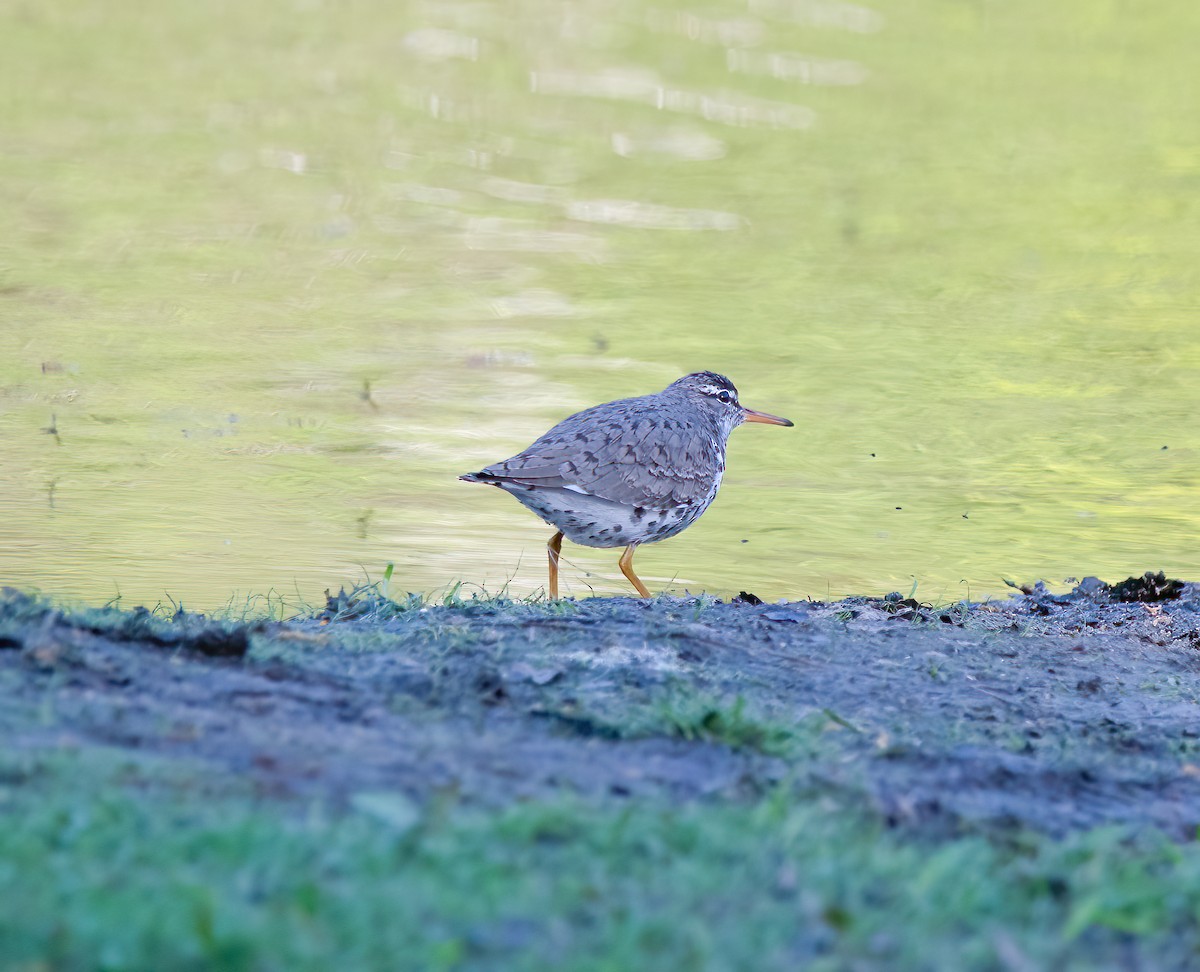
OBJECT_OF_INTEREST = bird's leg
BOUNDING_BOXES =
[547,531,564,600]
[618,544,652,599]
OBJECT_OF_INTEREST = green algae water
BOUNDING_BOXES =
[2,0,1198,609]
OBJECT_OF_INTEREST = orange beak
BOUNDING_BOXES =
[742,406,793,427]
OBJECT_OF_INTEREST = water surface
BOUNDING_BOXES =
[2,0,1198,609]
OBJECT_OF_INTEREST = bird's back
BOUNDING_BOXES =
[467,392,726,511]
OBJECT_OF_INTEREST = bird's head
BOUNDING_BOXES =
[668,372,793,433]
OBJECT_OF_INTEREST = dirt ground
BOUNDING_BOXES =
[2,573,1199,838]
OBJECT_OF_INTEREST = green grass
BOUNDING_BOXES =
[531,692,811,757]
[2,752,1199,971]
[651,693,806,757]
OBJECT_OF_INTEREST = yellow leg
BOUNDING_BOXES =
[618,544,652,599]
[547,531,564,600]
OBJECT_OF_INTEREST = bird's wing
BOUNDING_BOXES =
[476,397,720,509]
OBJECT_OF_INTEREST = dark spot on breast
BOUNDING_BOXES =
[633,506,646,521]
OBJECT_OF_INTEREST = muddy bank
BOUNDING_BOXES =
[1,573,1198,838]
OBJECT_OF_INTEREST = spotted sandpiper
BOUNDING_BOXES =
[461,371,792,598]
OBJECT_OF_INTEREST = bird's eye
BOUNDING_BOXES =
[716,390,733,404]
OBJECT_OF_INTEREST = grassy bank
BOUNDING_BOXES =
[3,580,1200,968]
[3,749,1200,972]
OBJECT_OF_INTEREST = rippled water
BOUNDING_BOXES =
[2,0,1198,609]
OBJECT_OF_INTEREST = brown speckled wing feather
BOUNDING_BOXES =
[477,396,721,509]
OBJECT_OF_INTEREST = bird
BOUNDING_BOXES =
[460,372,792,599]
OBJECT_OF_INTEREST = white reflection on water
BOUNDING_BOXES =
[480,178,569,205]
[610,129,726,161]
[529,69,816,130]
[385,183,466,207]
[463,217,608,259]
[644,9,765,47]
[565,199,743,231]
[726,49,869,86]
[257,149,307,175]
[402,27,481,62]
[747,0,884,33]
[489,292,576,319]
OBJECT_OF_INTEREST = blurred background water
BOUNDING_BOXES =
[1,0,1197,610]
